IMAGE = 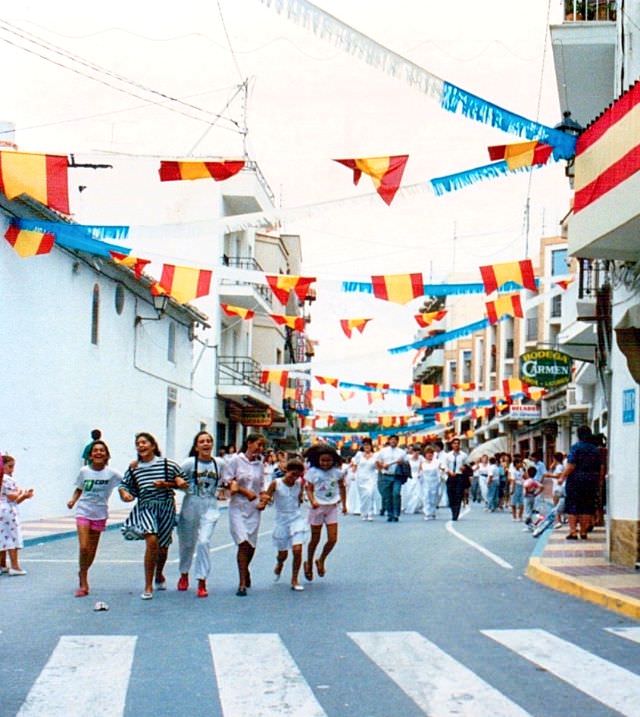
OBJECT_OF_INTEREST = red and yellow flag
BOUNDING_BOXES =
[347,419,360,429]
[155,264,212,303]
[340,318,371,338]
[110,251,150,279]
[488,141,553,170]
[365,381,390,391]
[283,386,297,400]
[0,151,69,214]
[158,159,244,182]
[221,303,255,320]
[414,309,447,327]
[270,313,306,332]
[479,259,537,294]
[339,390,355,401]
[367,391,385,405]
[435,411,454,425]
[308,389,325,401]
[502,377,530,399]
[4,224,54,257]
[413,383,440,402]
[260,369,289,387]
[266,275,316,305]
[334,155,409,205]
[452,382,476,391]
[315,376,339,388]
[485,293,524,325]
[371,273,424,304]
[471,408,487,420]
[555,277,574,290]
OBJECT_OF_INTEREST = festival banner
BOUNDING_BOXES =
[270,314,306,332]
[110,251,150,279]
[340,318,371,338]
[485,293,524,324]
[221,303,255,320]
[0,151,69,214]
[371,272,424,304]
[414,310,447,327]
[266,274,316,305]
[488,141,553,170]
[334,155,409,205]
[155,264,212,303]
[158,159,245,182]
[480,259,537,294]
[4,224,54,258]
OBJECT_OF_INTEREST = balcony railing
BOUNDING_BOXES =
[217,355,270,395]
[564,0,616,21]
[244,160,276,206]
[220,256,273,306]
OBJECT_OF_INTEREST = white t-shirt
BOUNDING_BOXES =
[74,466,122,520]
[180,456,223,498]
[376,446,406,475]
[305,466,343,505]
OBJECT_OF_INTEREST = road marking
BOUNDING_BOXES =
[605,626,640,644]
[17,635,136,717]
[482,628,640,717]
[209,633,327,717]
[445,511,513,569]
[348,631,531,716]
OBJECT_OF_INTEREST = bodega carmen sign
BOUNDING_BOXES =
[519,350,572,389]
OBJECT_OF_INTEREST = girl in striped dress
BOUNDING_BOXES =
[119,433,187,600]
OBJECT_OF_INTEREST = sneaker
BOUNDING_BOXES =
[154,580,167,591]
[177,574,189,591]
[8,568,26,576]
[554,523,563,529]
[197,584,208,598]
[140,592,153,600]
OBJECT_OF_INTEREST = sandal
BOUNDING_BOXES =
[140,592,153,600]
[315,559,326,577]
[74,588,89,598]
[303,560,313,581]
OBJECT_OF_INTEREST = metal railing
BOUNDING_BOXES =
[564,0,616,21]
[243,160,276,206]
[219,256,272,306]
[217,355,270,395]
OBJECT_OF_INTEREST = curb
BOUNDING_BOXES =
[23,521,124,547]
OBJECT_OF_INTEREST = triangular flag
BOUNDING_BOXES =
[485,293,524,325]
[110,251,150,279]
[340,318,371,338]
[221,303,255,320]
[339,390,355,401]
[158,159,245,182]
[266,275,316,305]
[260,370,289,387]
[479,259,537,294]
[270,314,306,332]
[4,224,54,257]
[334,155,409,205]
[414,309,447,327]
[315,376,339,388]
[413,384,440,402]
[487,141,553,170]
[371,273,424,304]
[156,264,212,303]
[0,151,69,214]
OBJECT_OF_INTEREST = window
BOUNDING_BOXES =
[91,284,100,345]
[114,284,125,315]
[462,350,472,383]
[551,294,562,318]
[505,339,514,359]
[448,360,457,386]
[526,317,538,342]
[165,386,177,457]
[168,323,176,363]
[551,248,568,276]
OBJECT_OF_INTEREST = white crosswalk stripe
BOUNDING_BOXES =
[208,633,327,717]
[482,628,640,717]
[348,631,531,716]
[605,626,640,644]
[16,635,136,717]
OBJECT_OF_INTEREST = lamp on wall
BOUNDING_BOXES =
[135,294,169,325]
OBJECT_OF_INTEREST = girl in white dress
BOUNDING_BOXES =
[0,455,34,576]
[403,444,424,514]
[258,459,309,591]
[351,439,378,521]
[420,446,441,520]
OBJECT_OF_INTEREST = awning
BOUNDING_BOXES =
[468,435,509,463]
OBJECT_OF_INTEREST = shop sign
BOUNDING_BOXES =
[520,349,572,388]
[622,388,636,424]
[241,407,273,427]
[509,404,541,420]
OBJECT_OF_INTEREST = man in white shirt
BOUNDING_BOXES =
[443,437,469,520]
[375,435,406,522]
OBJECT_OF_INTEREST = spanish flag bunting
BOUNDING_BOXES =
[407,394,431,408]
[502,377,530,399]
[333,155,409,205]
[348,419,360,429]
[4,224,54,258]
[480,259,537,294]
[270,314,306,332]
[315,376,339,388]
[436,411,454,425]
[340,318,371,338]
[158,159,245,182]
[339,390,355,401]
[452,382,476,391]
[371,272,424,304]
[414,309,447,327]
[528,387,546,401]
[487,141,553,170]
[0,151,69,215]
[110,251,150,279]
[378,416,407,428]
[485,293,524,325]
[283,386,297,400]
[221,303,255,320]
[260,369,289,387]
[266,275,316,305]
[367,391,385,405]
[308,389,325,401]
[452,390,467,407]
[413,383,440,402]
[555,277,574,290]
[155,264,212,303]
[471,408,487,419]
[365,381,390,391]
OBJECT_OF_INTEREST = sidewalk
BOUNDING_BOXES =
[527,524,640,620]
[21,509,131,545]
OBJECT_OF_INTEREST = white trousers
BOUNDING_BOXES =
[177,495,220,580]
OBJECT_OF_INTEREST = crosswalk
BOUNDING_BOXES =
[13,627,639,716]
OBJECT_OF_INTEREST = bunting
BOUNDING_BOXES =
[270,314,306,332]
[367,391,385,405]
[0,151,69,214]
[488,141,553,170]
[16,219,130,257]
[315,376,339,388]
[479,259,537,294]
[4,224,54,257]
[502,377,531,399]
[435,411,455,425]
[261,369,289,387]
[109,251,150,279]
[414,310,447,327]
[340,318,371,338]
[221,303,255,320]
[266,275,316,305]
[365,381,390,391]
[452,382,476,391]
[371,272,424,304]
[378,416,408,428]
[334,155,409,205]
[413,384,441,402]
[348,419,360,429]
[155,264,212,303]
[555,277,574,291]
[158,159,245,182]
[485,293,524,325]
[339,390,356,401]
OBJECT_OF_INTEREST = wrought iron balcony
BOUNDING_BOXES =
[217,355,270,397]
[220,256,273,307]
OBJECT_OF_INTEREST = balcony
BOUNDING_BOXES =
[217,355,272,406]
[550,6,616,128]
[219,256,273,310]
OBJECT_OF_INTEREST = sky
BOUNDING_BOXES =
[0,0,573,415]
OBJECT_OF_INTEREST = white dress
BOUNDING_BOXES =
[352,451,378,518]
[345,464,361,515]
[224,453,264,547]
[402,455,423,514]
[0,477,22,550]
[271,478,310,551]
[420,457,441,518]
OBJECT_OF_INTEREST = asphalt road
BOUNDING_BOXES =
[2,505,639,717]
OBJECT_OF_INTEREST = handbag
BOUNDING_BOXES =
[394,460,412,484]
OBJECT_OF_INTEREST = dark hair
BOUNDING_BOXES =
[527,465,537,478]
[361,438,373,447]
[135,432,161,457]
[554,451,564,462]
[90,429,102,440]
[88,440,111,463]
[1,454,14,464]
[389,434,399,440]
[286,458,305,473]
[577,425,593,441]
[240,433,265,453]
[434,439,444,450]
[189,431,214,458]
[307,445,341,469]
[489,456,496,464]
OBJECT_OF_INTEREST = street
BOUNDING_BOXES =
[2,506,639,717]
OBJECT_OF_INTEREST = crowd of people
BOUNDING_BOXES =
[0,424,605,598]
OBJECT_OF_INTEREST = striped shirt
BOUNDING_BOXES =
[120,457,183,504]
